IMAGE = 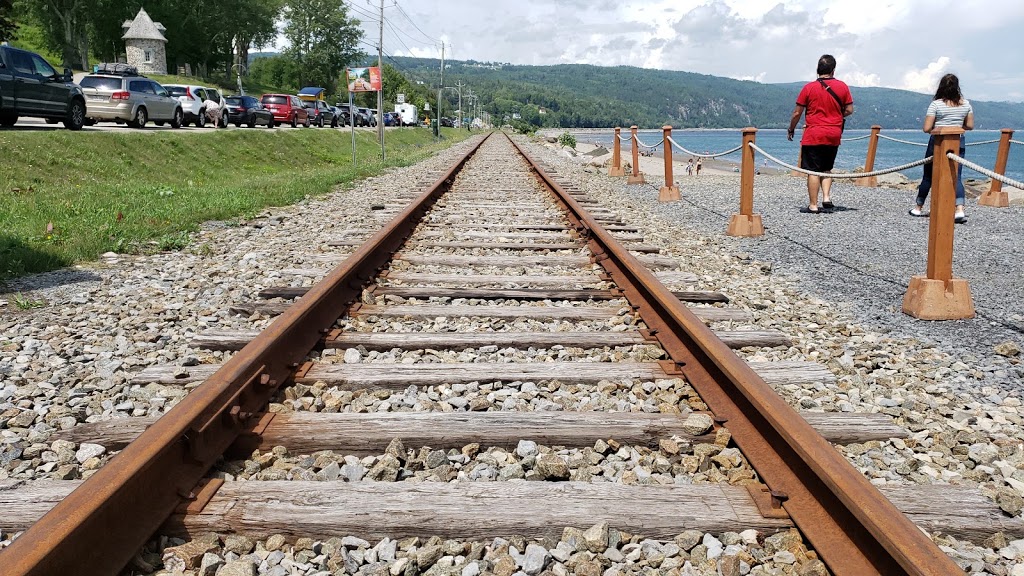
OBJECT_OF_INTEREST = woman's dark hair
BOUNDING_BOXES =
[816,54,836,76]
[934,74,963,105]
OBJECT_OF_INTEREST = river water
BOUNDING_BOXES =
[573,129,1024,183]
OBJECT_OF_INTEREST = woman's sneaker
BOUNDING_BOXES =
[908,207,927,217]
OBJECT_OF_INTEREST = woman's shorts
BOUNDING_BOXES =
[801,145,839,172]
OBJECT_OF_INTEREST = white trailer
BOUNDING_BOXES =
[395,103,418,126]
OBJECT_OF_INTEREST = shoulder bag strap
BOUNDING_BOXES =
[817,78,846,132]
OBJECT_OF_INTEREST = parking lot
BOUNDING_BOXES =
[3,117,405,133]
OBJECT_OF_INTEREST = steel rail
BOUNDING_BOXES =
[0,135,491,576]
[507,134,960,576]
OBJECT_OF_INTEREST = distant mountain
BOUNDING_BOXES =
[389,57,1024,130]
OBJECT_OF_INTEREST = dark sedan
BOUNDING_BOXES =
[224,95,274,128]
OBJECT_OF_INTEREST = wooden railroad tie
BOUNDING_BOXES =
[130,360,833,388]
[3,479,1021,544]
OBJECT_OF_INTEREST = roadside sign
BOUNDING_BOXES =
[424,103,431,111]
[346,67,381,92]
[397,93,405,104]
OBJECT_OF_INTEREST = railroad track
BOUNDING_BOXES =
[1,132,1018,575]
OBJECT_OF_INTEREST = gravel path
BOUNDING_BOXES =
[576,165,1024,388]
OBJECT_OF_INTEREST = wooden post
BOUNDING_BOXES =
[855,125,882,187]
[659,126,680,201]
[627,125,646,184]
[727,128,764,237]
[978,129,1014,207]
[609,127,625,177]
[791,146,803,177]
[902,127,974,320]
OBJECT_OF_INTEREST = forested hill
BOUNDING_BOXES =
[390,57,1024,130]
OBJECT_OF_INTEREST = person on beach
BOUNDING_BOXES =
[695,158,702,176]
[787,54,854,213]
[910,73,973,223]
[686,158,694,176]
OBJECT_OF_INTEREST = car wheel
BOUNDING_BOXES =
[248,118,256,128]
[169,108,183,129]
[268,117,275,128]
[291,115,297,128]
[331,117,338,128]
[235,122,242,128]
[64,99,86,131]
[0,113,18,127]
[219,113,228,128]
[197,110,206,128]
[304,116,311,128]
[130,107,148,129]
[318,116,324,128]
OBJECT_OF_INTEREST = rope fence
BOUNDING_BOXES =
[964,138,1002,147]
[1012,140,1024,147]
[948,153,1024,190]
[666,136,743,159]
[634,138,665,149]
[749,142,932,179]
[877,134,928,147]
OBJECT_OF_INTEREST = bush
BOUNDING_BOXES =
[558,131,577,149]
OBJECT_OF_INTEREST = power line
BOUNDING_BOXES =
[385,18,434,48]
[390,2,438,45]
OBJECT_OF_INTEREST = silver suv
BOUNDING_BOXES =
[79,65,182,128]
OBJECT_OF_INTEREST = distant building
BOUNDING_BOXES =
[122,8,167,74]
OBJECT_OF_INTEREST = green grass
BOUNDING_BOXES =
[0,127,475,281]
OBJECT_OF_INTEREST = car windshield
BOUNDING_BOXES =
[165,86,187,96]
[79,76,122,91]
[225,97,243,105]
[262,95,287,105]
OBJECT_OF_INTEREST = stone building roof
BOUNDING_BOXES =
[122,8,167,42]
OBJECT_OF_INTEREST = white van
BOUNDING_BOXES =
[395,103,418,127]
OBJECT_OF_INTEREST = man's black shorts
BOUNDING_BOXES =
[801,145,839,172]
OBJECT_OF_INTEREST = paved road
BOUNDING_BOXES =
[3,117,393,133]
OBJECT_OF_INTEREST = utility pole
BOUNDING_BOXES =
[436,41,444,139]
[377,0,385,160]
[454,80,465,128]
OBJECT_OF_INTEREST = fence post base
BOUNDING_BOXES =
[726,214,764,237]
[854,175,878,188]
[608,165,625,177]
[627,173,646,185]
[902,276,975,320]
[978,190,1009,208]
[658,185,680,202]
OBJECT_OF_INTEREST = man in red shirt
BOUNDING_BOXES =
[787,54,854,213]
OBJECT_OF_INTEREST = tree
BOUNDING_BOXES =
[226,0,281,81]
[0,0,16,43]
[26,0,95,69]
[248,54,300,92]
[283,0,361,91]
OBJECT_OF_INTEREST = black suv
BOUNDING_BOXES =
[0,45,87,130]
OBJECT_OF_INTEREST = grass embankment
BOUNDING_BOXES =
[0,127,475,282]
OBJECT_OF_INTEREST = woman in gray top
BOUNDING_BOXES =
[909,74,974,223]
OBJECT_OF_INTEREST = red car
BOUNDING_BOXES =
[260,94,310,128]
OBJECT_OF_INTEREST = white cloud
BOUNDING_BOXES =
[901,57,951,93]
[300,0,1024,102]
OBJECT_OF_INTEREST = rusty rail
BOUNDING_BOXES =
[508,134,960,576]
[0,135,490,576]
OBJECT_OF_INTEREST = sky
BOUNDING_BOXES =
[340,0,1024,103]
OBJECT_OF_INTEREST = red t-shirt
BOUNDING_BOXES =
[796,78,852,146]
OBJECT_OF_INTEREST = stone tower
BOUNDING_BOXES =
[122,8,167,74]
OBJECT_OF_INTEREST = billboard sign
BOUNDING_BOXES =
[347,67,381,92]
